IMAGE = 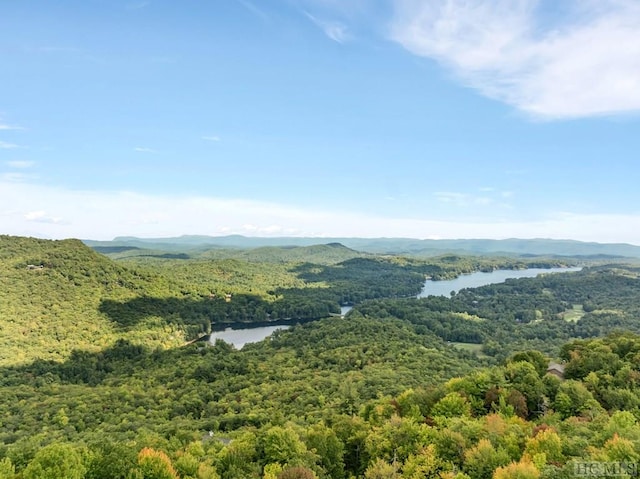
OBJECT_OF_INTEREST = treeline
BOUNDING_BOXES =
[99,293,340,331]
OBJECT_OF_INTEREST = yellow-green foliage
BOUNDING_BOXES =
[0,236,192,365]
[493,460,540,479]
[2,334,640,478]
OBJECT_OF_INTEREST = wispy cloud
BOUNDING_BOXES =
[434,189,515,210]
[305,12,350,43]
[2,180,638,244]
[6,160,34,169]
[390,0,640,119]
[125,1,151,11]
[0,141,20,149]
[434,192,466,205]
[133,147,157,153]
[235,0,271,22]
[1,172,30,182]
[0,123,24,131]
[24,211,66,225]
[239,223,294,235]
[202,135,221,142]
[434,191,494,207]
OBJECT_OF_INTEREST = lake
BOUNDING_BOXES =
[209,325,290,349]
[340,305,353,316]
[418,266,582,297]
[209,266,581,348]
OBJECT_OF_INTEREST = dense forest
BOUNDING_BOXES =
[0,235,571,365]
[1,235,640,478]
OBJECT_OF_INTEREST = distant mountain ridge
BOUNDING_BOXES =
[83,235,640,258]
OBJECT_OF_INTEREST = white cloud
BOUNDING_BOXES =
[0,141,20,149]
[390,0,640,119]
[24,211,66,225]
[238,223,291,235]
[305,12,350,43]
[294,0,377,20]
[202,135,221,142]
[1,172,29,182]
[1,180,639,244]
[133,147,157,153]
[434,191,496,207]
[434,191,467,205]
[235,0,271,22]
[475,197,493,206]
[0,123,23,131]
[6,160,34,169]
[24,211,46,221]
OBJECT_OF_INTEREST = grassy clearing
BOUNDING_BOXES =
[562,304,585,322]
[448,341,489,358]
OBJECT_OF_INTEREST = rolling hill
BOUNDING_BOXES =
[84,235,640,258]
[0,235,195,365]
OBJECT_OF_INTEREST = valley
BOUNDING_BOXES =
[1,235,640,478]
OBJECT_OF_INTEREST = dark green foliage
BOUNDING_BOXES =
[85,441,138,479]
[508,351,549,378]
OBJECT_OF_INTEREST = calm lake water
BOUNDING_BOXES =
[341,305,353,316]
[209,325,290,349]
[209,267,581,348]
[418,267,582,297]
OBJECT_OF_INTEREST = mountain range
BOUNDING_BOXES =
[83,235,640,258]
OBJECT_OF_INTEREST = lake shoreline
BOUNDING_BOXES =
[418,266,582,297]
[201,266,582,348]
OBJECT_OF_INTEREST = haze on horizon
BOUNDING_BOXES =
[1,1,639,245]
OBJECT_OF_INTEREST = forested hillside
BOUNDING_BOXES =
[2,235,640,478]
[2,325,640,478]
[0,235,571,366]
[0,235,198,365]
[97,243,366,265]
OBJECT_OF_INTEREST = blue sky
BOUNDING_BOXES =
[1,0,640,243]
